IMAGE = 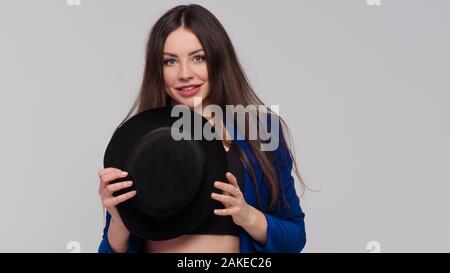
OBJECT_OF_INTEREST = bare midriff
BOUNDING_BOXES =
[144,234,240,253]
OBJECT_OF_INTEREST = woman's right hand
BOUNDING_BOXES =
[98,168,137,224]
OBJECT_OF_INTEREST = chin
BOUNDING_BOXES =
[171,95,206,110]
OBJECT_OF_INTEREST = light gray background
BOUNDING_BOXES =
[1,0,449,253]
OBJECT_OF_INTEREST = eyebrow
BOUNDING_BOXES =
[163,49,204,57]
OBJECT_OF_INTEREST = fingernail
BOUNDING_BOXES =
[127,181,133,185]
[122,171,128,176]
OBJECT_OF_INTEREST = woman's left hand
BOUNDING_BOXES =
[212,172,253,227]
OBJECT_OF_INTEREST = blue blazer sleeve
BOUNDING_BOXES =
[250,124,307,253]
[98,211,141,253]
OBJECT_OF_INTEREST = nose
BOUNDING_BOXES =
[178,61,193,81]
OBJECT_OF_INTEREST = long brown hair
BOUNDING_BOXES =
[116,4,305,213]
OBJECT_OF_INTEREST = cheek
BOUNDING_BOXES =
[197,65,209,81]
[163,69,176,86]
[194,66,209,93]
[162,73,176,100]
[202,83,210,97]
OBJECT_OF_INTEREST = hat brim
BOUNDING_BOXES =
[103,106,227,240]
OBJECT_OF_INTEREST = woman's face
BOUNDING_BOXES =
[163,27,210,110]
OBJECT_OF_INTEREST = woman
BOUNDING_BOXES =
[98,4,306,253]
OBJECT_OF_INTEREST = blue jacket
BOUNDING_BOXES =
[98,122,306,253]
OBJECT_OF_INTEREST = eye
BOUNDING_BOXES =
[194,55,206,63]
[164,58,176,66]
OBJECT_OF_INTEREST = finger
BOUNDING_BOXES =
[103,190,137,208]
[214,208,237,216]
[101,180,132,199]
[100,170,129,187]
[98,168,122,178]
[211,192,236,206]
[214,181,241,197]
[225,172,241,196]
[106,181,133,194]
[214,181,235,193]
[225,172,240,191]
[213,180,231,196]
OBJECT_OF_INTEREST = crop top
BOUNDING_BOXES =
[186,146,245,236]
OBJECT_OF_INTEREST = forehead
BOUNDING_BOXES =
[164,28,203,54]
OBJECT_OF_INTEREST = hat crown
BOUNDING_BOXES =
[125,127,205,218]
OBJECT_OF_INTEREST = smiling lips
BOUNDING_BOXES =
[175,84,202,97]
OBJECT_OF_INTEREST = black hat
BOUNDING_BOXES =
[103,106,228,240]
